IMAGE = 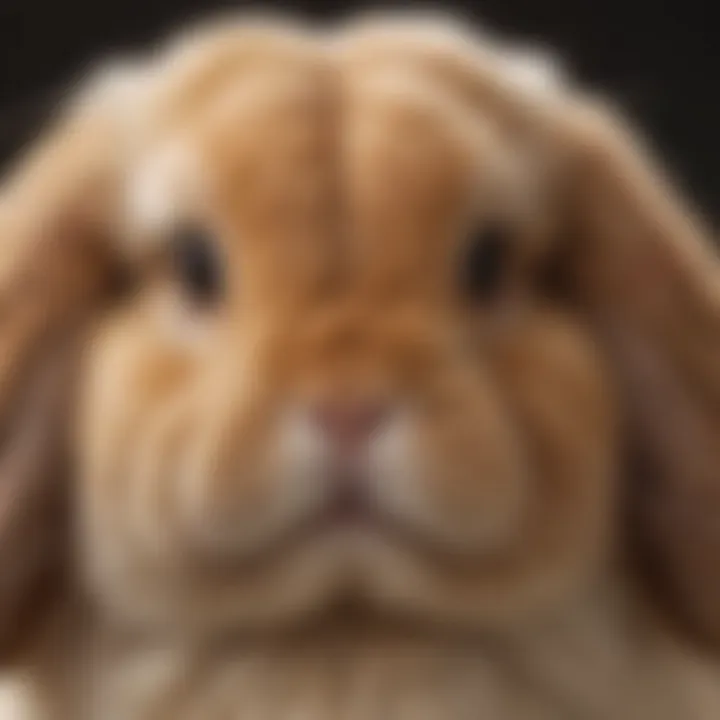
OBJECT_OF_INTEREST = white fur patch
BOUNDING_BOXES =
[76,57,154,115]
[338,11,566,100]
[0,676,35,720]
[495,43,565,96]
[177,405,331,556]
[123,143,202,248]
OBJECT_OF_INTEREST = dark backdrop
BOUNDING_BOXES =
[0,0,717,220]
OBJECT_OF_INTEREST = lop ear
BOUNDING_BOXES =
[0,91,127,662]
[559,99,720,646]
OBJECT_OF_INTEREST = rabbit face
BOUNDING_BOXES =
[74,27,617,632]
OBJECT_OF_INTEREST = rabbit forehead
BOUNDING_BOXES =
[117,18,557,250]
[124,66,329,240]
[93,13,565,152]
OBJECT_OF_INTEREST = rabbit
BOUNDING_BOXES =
[1,11,720,719]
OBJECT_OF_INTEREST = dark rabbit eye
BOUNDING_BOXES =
[172,226,223,304]
[459,226,510,301]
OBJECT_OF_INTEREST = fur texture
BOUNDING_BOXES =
[0,13,720,719]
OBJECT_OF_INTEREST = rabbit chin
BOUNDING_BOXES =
[91,523,530,635]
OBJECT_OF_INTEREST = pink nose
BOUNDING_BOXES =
[311,402,389,452]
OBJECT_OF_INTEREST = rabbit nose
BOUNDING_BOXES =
[311,402,389,452]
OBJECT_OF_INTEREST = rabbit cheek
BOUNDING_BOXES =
[369,383,527,557]
[420,397,526,553]
[75,325,204,592]
[176,402,329,560]
[487,315,619,570]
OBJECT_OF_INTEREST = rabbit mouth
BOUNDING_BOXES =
[225,465,494,575]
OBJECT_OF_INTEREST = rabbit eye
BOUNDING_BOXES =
[459,226,510,301]
[172,226,223,304]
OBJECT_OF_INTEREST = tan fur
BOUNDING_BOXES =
[0,12,720,719]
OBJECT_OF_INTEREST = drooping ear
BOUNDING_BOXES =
[558,98,720,646]
[0,83,130,662]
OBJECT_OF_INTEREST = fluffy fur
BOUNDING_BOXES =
[1,13,720,719]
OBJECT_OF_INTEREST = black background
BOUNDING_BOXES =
[0,0,717,221]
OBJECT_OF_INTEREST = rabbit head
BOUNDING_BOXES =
[0,15,717,653]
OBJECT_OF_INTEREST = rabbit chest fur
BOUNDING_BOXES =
[17,581,720,720]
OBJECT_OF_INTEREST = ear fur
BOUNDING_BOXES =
[0,81,128,663]
[560,99,720,646]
